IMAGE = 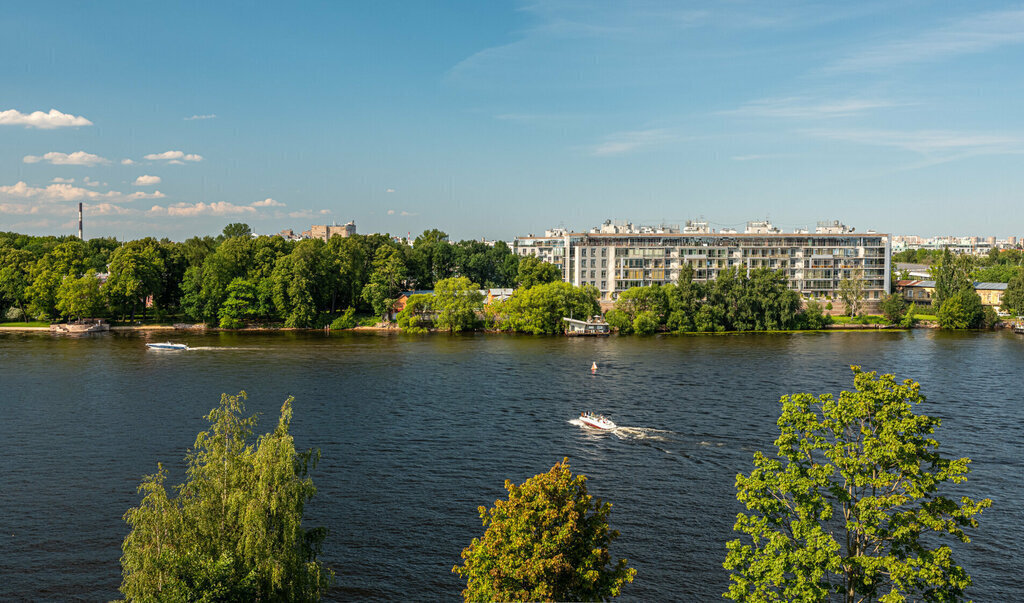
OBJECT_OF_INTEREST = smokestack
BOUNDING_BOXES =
[78,203,83,239]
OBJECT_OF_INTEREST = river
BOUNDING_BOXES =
[0,330,1020,600]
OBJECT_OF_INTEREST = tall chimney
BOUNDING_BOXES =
[78,202,83,239]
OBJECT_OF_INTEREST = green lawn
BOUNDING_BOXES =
[0,321,49,328]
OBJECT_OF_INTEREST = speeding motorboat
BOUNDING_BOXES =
[146,342,189,351]
[579,412,616,430]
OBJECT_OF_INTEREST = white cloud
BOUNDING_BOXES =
[0,108,93,129]
[387,209,395,215]
[149,201,257,217]
[144,150,203,162]
[725,97,908,119]
[51,177,74,183]
[86,202,137,216]
[23,151,109,166]
[589,129,676,156]
[319,209,331,214]
[133,175,162,186]
[251,197,284,207]
[184,114,217,120]
[0,181,164,204]
[829,9,1024,72]
[385,188,395,193]
[83,177,106,187]
[121,158,135,165]
[806,128,1023,155]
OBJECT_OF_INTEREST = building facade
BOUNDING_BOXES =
[303,221,357,241]
[513,220,890,301]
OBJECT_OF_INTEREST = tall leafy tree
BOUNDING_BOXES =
[1002,267,1024,316]
[106,239,165,320]
[836,269,866,317]
[121,392,331,601]
[454,459,636,601]
[55,271,105,321]
[361,246,408,319]
[220,222,253,240]
[271,239,335,328]
[931,248,974,308]
[516,255,562,289]
[937,289,985,329]
[432,276,484,332]
[0,247,36,317]
[26,239,88,319]
[724,367,990,602]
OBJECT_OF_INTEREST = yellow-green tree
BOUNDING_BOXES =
[454,459,635,601]
[724,368,990,602]
[121,392,331,601]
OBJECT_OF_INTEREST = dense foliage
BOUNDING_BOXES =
[725,368,990,602]
[0,226,522,327]
[487,281,602,334]
[1003,267,1024,316]
[394,277,484,333]
[121,392,331,601]
[453,459,635,601]
[894,247,1023,284]
[606,266,827,334]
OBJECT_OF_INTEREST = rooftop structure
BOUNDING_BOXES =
[514,220,890,301]
[302,221,356,241]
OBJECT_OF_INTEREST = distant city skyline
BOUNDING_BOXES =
[3,2,1024,240]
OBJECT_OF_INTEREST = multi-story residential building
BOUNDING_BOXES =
[302,221,356,241]
[513,220,890,301]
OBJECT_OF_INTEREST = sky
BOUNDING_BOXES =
[3,1,1024,241]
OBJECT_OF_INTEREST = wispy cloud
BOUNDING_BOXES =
[23,151,109,166]
[51,177,74,184]
[121,158,135,166]
[588,129,676,156]
[0,108,92,129]
[144,150,203,162]
[731,154,795,161]
[828,9,1024,72]
[184,114,217,120]
[725,97,908,119]
[133,175,162,186]
[807,128,1023,155]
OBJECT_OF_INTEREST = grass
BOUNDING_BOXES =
[0,321,49,328]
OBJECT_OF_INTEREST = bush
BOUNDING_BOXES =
[632,310,660,335]
[5,307,25,321]
[329,307,357,330]
[937,290,985,329]
[798,300,832,330]
[605,308,632,334]
[879,293,908,325]
[218,316,244,329]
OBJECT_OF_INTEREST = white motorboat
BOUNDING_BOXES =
[146,342,189,351]
[579,412,616,430]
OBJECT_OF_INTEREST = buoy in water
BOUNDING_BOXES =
[591,362,597,373]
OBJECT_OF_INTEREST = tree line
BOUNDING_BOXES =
[121,370,990,601]
[0,225,533,327]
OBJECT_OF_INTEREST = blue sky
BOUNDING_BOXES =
[3,1,1024,240]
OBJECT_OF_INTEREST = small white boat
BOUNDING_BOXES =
[146,342,189,351]
[579,412,616,430]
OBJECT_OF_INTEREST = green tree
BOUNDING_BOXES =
[516,255,562,289]
[724,367,990,603]
[120,392,331,601]
[106,239,164,320]
[931,249,974,308]
[1003,267,1024,315]
[219,277,258,328]
[837,269,866,317]
[879,293,908,325]
[432,276,484,333]
[665,265,701,332]
[271,239,335,328]
[796,300,832,330]
[395,294,433,333]
[26,239,88,319]
[55,271,105,321]
[0,247,36,317]
[489,281,600,335]
[937,289,985,329]
[453,459,636,602]
[360,246,407,320]
[221,222,253,240]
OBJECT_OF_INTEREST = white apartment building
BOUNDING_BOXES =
[514,220,890,301]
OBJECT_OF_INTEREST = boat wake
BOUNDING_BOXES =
[184,346,261,351]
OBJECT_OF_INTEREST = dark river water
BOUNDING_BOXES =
[0,330,1021,601]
